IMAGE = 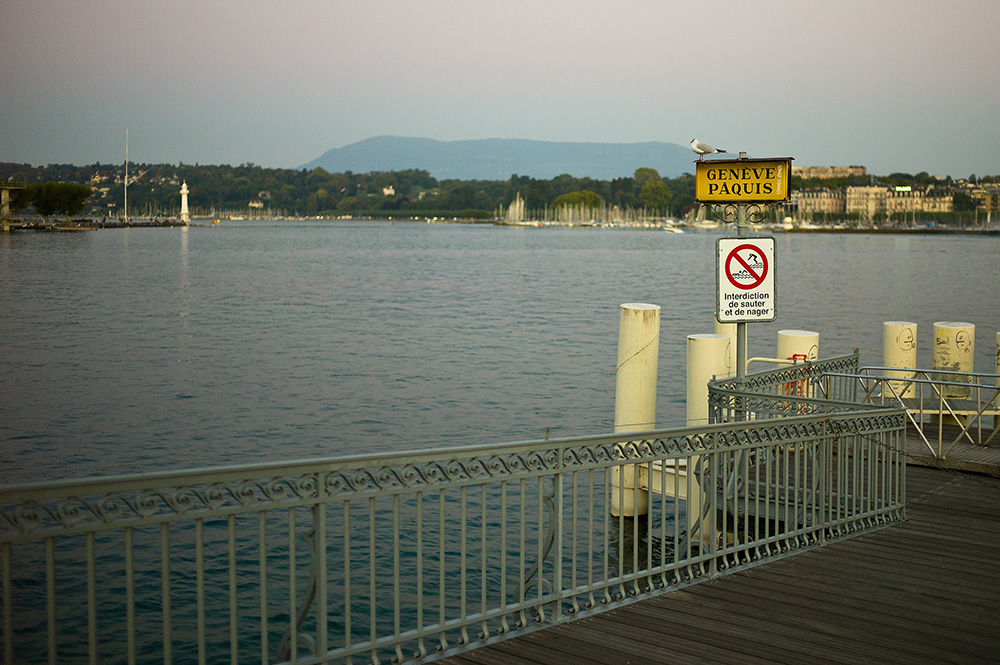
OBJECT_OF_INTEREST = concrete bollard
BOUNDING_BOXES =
[933,322,974,399]
[883,321,917,400]
[612,303,660,517]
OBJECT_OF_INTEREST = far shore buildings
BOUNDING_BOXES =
[786,166,970,223]
[791,185,955,222]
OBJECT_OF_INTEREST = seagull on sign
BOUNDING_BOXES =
[690,138,727,160]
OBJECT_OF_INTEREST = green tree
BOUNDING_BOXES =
[639,181,673,212]
[552,190,602,208]
[27,182,93,221]
[633,167,661,188]
[952,191,977,211]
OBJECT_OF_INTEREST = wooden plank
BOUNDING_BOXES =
[714,565,1000,628]
[635,588,960,665]
[681,576,997,657]
[594,601,851,665]
[553,614,781,665]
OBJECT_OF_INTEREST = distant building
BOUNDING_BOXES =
[792,165,867,179]
[846,186,887,221]
[886,187,923,215]
[922,191,954,214]
[790,188,845,216]
[970,186,1000,213]
[844,185,953,222]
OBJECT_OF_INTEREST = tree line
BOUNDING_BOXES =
[3,161,995,220]
[1,161,699,219]
[3,182,93,222]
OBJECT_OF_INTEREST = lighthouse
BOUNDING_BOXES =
[179,181,191,224]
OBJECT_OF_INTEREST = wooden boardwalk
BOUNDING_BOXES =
[439,436,1000,665]
[905,423,1000,478]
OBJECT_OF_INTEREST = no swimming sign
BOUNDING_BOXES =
[716,237,776,323]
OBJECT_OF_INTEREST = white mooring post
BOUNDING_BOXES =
[777,329,819,363]
[612,303,660,517]
[883,321,917,399]
[713,319,739,377]
[687,334,734,424]
[777,330,818,398]
[932,322,975,399]
[685,333,730,539]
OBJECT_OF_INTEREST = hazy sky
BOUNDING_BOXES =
[3,0,998,177]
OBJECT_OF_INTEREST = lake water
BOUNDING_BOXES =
[2,221,998,485]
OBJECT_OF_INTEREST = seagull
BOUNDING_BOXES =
[690,138,727,160]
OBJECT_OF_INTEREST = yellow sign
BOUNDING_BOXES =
[695,158,793,203]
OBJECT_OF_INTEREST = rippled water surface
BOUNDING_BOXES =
[2,221,997,483]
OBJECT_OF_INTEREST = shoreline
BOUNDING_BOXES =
[3,216,997,237]
[2,219,198,232]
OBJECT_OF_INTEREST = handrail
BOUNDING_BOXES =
[0,353,907,665]
[820,367,1000,458]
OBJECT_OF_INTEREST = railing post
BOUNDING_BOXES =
[553,471,563,621]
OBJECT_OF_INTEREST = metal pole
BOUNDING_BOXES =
[736,152,749,383]
[736,205,748,383]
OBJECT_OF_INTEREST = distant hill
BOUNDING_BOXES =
[299,136,698,180]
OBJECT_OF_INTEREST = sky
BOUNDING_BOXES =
[2,0,998,178]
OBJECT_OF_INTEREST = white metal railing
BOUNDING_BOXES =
[819,367,1000,458]
[0,354,906,665]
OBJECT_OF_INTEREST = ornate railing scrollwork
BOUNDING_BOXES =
[706,201,783,225]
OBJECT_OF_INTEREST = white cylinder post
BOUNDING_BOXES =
[687,334,732,425]
[685,333,730,544]
[713,320,739,379]
[932,322,974,398]
[777,329,819,363]
[777,330,819,398]
[883,321,917,400]
[612,303,660,517]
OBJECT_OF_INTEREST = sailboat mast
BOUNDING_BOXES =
[124,129,128,223]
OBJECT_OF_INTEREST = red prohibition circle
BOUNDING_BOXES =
[725,243,768,290]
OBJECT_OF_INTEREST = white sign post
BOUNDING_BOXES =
[716,236,775,323]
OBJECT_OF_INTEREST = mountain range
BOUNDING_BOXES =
[299,136,699,180]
